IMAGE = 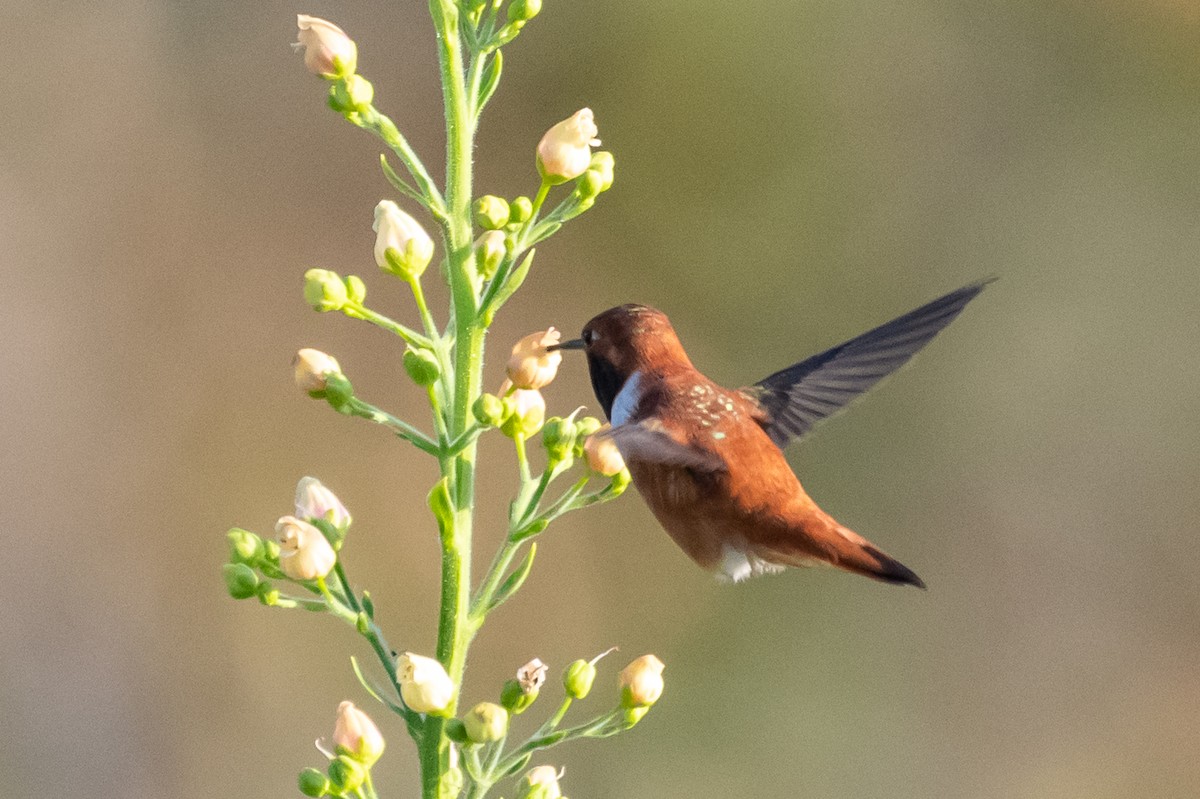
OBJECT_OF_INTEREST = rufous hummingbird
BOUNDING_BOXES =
[552,280,991,587]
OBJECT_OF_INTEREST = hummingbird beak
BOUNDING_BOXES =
[549,338,585,352]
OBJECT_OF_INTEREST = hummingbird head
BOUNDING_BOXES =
[553,304,693,419]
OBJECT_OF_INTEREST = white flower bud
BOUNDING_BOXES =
[293,15,357,78]
[294,476,352,530]
[275,516,336,581]
[517,765,563,799]
[583,425,626,476]
[618,654,664,708]
[373,200,435,280]
[536,108,601,184]
[333,701,385,766]
[501,388,546,438]
[506,328,562,390]
[293,349,342,393]
[475,230,507,279]
[398,652,455,715]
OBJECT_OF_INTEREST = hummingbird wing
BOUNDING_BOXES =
[744,279,993,448]
[608,420,727,473]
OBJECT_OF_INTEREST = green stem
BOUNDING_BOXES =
[346,302,433,348]
[346,398,441,455]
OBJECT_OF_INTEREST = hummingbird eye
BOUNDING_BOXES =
[583,329,596,345]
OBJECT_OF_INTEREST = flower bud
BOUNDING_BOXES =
[304,268,348,312]
[622,706,649,727]
[537,109,601,184]
[509,195,534,223]
[373,200,435,280]
[295,476,352,530]
[327,755,365,794]
[444,718,470,744]
[398,652,455,715]
[474,195,510,230]
[223,562,259,599]
[334,701,385,766]
[572,416,603,456]
[502,657,548,714]
[256,582,281,606]
[474,230,507,280]
[583,427,625,476]
[518,658,548,693]
[227,528,265,564]
[298,767,331,798]
[472,393,508,428]
[441,767,465,799]
[294,349,343,394]
[562,659,596,700]
[506,328,563,390]
[517,765,563,799]
[541,416,577,465]
[275,516,337,581]
[328,74,373,114]
[343,275,367,305]
[501,389,546,439]
[403,347,442,387]
[507,0,542,23]
[463,701,508,743]
[618,654,664,708]
[294,15,357,78]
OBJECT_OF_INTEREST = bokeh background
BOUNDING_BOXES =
[4,0,1199,796]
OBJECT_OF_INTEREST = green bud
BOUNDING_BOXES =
[226,528,264,565]
[572,417,604,457]
[322,371,355,412]
[444,718,470,745]
[562,659,596,699]
[223,562,258,600]
[343,275,367,305]
[463,701,509,743]
[509,195,534,224]
[263,538,281,562]
[541,416,578,464]
[256,582,281,606]
[303,268,348,312]
[610,468,632,495]
[474,195,511,230]
[439,767,464,799]
[298,767,331,797]
[576,169,606,201]
[473,393,507,428]
[623,706,649,728]
[500,679,539,714]
[356,611,371,635]
[403,348,441,387]
[328,756,365,794]
[508,0,542,22]
[589,151,615,191]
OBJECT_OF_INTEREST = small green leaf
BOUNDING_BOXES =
[477,51,503,114]
[490,542,537,611]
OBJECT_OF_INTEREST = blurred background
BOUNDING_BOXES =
[3,0,1199,796]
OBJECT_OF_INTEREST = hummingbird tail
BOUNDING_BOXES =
[829,525,927,589]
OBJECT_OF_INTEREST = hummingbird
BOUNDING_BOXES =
[552,280,991,587]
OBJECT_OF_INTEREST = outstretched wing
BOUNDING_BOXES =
[744,279,993,448]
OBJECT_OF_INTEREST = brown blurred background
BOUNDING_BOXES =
[3,0,1199,796]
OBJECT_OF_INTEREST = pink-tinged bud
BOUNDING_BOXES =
[294,15,357,78]
[275,516,336,580]
[398,652,455,715]
[373,200,435,280]
[294,348,342,394]
[583,425,625,476]
[506,328,562,390]
[618,654,664,708]
[501,388,546,438]
[536,109,601,184]
[294,476,352,530]
[517,765,563,799]
[333,701,385,766]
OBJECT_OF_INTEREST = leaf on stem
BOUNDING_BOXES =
[380,154,428,207]
[489,542,537,612]
[482,248,535,325]
[350,656,408,717]
[476,51,503,115]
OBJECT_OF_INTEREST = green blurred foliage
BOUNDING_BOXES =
[2,1,1199,797]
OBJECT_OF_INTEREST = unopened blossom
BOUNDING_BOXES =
[583,426,626,476]
[463,701,508,743]
[506,328,562,390]
[294,15,357,78]
[373,200,434,279]
[275,516,336,581]
[537,108,601,184]
[294,476,351,529]
[333,701,385,766]
[517,658,548,693]
[501,388,546,438]
[517,765,563,799]
[475,230,507,278]
[618,654,665,708]
[293,349,342,393]
[398,652,455,715]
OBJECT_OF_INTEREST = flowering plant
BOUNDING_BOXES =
[222,5,661,798]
